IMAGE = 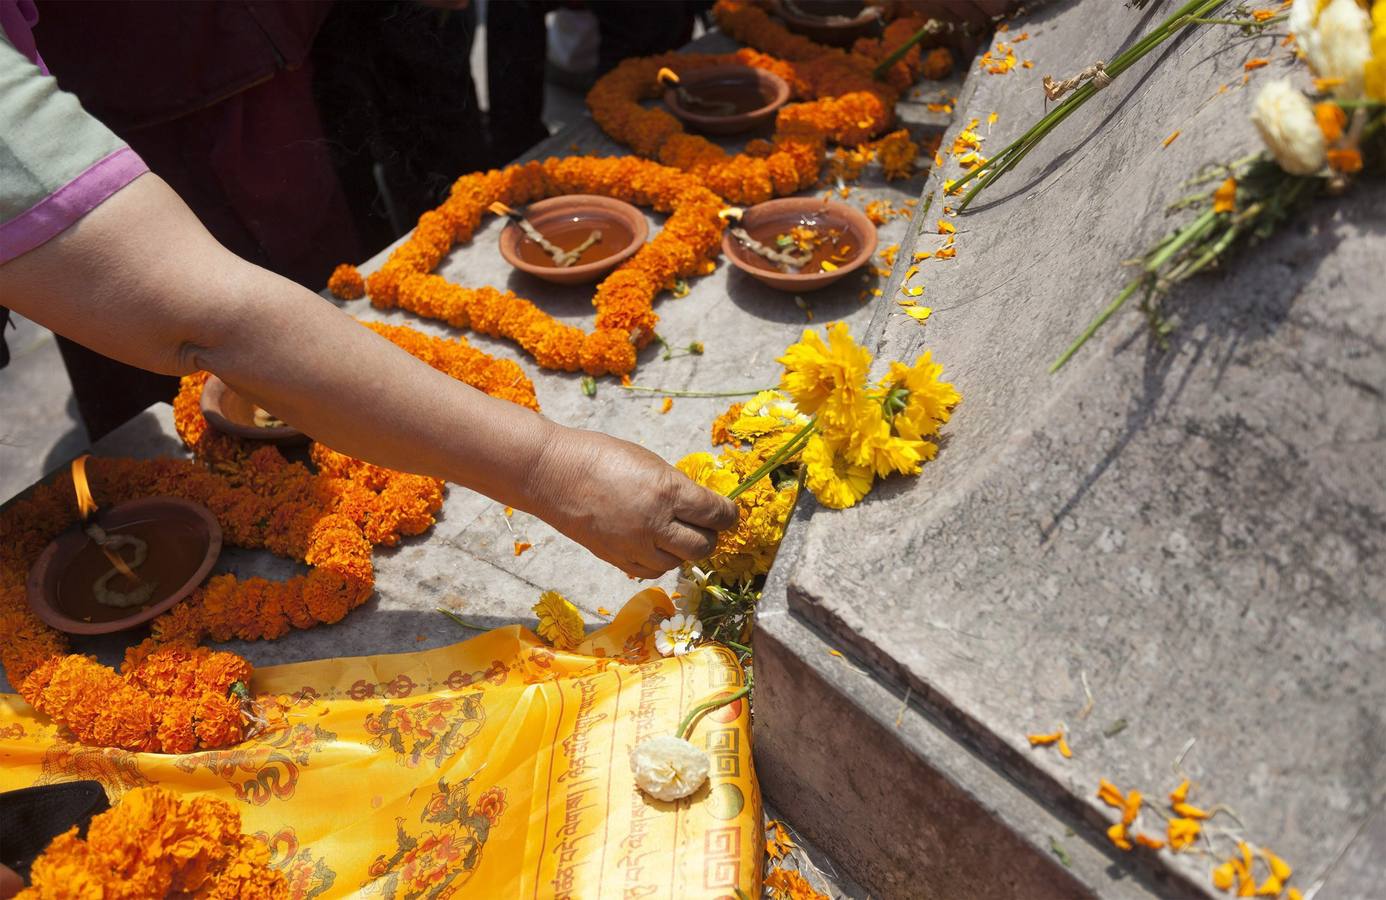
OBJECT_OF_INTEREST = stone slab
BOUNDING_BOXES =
[0,31,950,689]
[773,1,1385,896]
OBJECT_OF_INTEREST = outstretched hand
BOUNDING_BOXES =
[525,428,739,579]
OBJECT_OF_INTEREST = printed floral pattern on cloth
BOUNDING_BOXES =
[0,589,761,898]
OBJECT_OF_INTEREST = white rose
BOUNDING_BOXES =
[630,735,710,801]
[1290,0,1372,98]
[1251,79,1327,174]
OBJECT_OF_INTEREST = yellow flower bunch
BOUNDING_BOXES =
[676,447,797,581]
[777,323,960,509]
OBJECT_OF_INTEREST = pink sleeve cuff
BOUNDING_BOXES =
[0,147,149,264]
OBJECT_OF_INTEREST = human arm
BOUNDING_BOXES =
[0,173,736,576]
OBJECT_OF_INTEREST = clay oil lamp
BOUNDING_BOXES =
[495,197,648,285]
[658,65,790,136]
[27,455,222,635]
[200,375,306,444]
[770,0,884,47]
[721,198,877,292]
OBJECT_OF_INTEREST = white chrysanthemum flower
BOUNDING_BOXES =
[654,613,702,657]
[630,735,710,801]
[674,566,709,615]
[1290,0,1372,98]
[1251,79,1327,174]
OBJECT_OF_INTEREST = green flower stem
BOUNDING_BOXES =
[872,22,936,81]
[955,0,1226,209]
[436,607,486,631]
[619,384,770,398]
[1145,208,1217,272]
[1184,14,1286,26]
[725,417,818,501]
[724,640,753,656]
[1049,277,1145,373]
[678,684,751,740]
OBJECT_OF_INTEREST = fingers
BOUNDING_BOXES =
[655,521,720,563]
[674,478,740,532]
[623,546,684,580]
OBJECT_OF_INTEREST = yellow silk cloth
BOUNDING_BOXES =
[0,589,762,898]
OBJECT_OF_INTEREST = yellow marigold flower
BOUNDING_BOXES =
[1213,861,1238,890]
[777,323,872,429]
[879,352,961,442]
[937,218,956,234]
[1135,833,1165,850]
[677,452,740,496]
[1213,177,1238,213]
[803,434,874,509]
[730,390,809,441]
[1107,821,1134,851]
[1168,817,1202,851]
[905,306,933,322]
[1169,778,1191,805]
[533,590,585,650]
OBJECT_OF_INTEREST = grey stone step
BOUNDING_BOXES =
[751,1,1385,898]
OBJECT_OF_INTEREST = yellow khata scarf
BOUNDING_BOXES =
[0,589,762,898]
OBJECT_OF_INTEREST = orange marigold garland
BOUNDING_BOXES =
[327,262,366,300]
[360,156,726,373]
[586,2,949,202]
[17,786,287,899]
[0,455,376,752]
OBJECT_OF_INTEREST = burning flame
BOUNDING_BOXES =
[487,201,517,218]
[72,455,141,583]
[72,454,98,519]
[657,66,680,86]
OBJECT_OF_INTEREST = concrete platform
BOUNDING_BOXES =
[754,2,1385,898]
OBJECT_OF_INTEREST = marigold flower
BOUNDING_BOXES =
[1107,821,1134,851]
[327,263,366,300]
[803,433,874,509]
[533,590,585,650]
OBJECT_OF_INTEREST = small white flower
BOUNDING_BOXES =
[674,566,709,615]
[1251,79,1326,175]
[654,614,702,657]
[630,735,710,801]
[1290,0,1372,98]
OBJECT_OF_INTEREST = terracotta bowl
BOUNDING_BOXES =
[662,65,791,135]
[498,195,648,285]
[722,198,878,292]
[770,0,883,47]
[200,375,307,444]
[27,497,223,635]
